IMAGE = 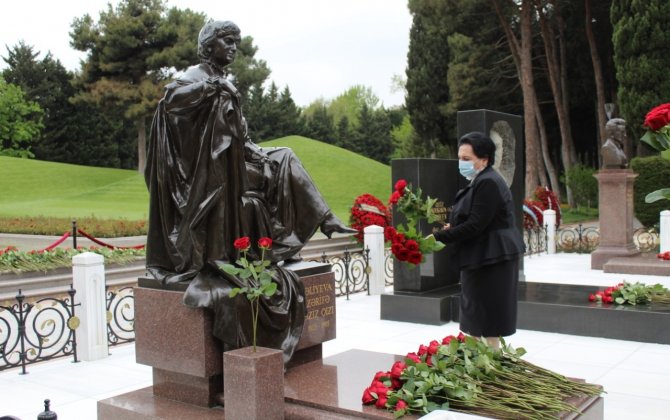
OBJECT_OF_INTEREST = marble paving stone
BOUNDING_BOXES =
[603,392,670,419]
[596,368,670,400]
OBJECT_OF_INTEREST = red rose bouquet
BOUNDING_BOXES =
[640,103,670,203]
[218,236,277,351]
[362,334,602,418]
[349,194,391,244]
[387,179,445,267]
[641,102,670,151]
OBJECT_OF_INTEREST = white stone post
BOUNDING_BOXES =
[72,252,108,361]
[543,209,557,254]
[364,225,386,295]
[661,210,670,253]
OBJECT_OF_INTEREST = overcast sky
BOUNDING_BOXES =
[0,0,412,107]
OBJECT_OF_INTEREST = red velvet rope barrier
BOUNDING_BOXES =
[38,231,71,252]
[76,229,145,250]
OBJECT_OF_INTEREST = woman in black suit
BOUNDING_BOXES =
[433,132,524,348]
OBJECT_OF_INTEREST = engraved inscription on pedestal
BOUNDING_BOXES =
[297,273,336,350]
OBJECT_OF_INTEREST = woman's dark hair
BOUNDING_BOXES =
[458,132,496,167]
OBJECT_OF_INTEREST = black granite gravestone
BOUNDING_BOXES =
[380,159,463,324]
[456,109,525,241]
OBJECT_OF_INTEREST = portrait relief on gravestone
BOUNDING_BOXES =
[489,120,516,187]
[143,20,354,362]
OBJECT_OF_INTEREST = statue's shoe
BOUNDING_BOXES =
[320,213,357,239]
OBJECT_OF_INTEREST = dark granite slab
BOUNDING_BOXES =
[380,285,460,325]
[99,349,602,419]
[516,282,670,343]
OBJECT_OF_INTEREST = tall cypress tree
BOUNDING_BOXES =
[612,0,670,149]
[405,0,451,157]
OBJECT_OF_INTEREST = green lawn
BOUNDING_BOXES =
[0,136,391,223]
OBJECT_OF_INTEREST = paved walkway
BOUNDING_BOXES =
[2,253,670,419]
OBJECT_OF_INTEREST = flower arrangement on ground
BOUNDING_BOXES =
[522,186,561,229]
[362,334,602,419]
[588,280,670,305]
[349,193,392,244]
[218,236,277,351]
[387,179,445,267]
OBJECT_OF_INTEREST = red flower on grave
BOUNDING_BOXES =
[395,179,408,194]
[407,251,423,265]
[233,236,250,250]
[389,191,401,205]
[405,239,419,252]
[644,103,670,131]
[390,361,406,380]
[395,399,408,412]
[257,237,272,249]
[427,340,440,355]
[405,352,421,363]
[362,387,375,404]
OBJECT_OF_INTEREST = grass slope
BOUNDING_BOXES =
[259,136,391,219]
[0,137,390,222]
[0,156,148,219]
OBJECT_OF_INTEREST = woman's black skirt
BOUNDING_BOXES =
[459,258,519,337]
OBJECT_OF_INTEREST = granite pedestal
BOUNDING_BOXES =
[591,170,640,269]
[98,262,336,419]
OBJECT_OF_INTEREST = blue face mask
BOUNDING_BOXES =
[459,160,477,179]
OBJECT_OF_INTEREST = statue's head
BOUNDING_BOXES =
[605,118,626,143]
[198,20,241,65]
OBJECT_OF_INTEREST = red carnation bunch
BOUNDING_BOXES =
[349,194,391,244]
[387,179,444,267]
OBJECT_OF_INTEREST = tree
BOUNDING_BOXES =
[611,0,670,152]
[351,104,393,163]
[275,86,303,137]
[70,0,205,171]
[328,85,380,129]
[493,0,544,195]
[304,104,336,144]
[2,42,79,162]
[0,76,43,158]
[228,36,271,104]
[406,0,452,157]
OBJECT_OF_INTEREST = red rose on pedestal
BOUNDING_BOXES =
[233,236,250,250]
[257,237,272,249]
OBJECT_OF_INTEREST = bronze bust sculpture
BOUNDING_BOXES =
[144,20,353,361]
[601,118,628,169]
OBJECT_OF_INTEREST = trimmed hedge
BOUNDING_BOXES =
[630,156,670,227]
[0,216,147,237]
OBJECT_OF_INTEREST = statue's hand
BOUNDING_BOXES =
[208,76,239,98]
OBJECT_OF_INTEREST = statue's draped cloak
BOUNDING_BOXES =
[144,63,327,361]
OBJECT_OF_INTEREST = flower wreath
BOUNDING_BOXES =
[349,193,392,244]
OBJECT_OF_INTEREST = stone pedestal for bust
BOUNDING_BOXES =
[591,169,640,269]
